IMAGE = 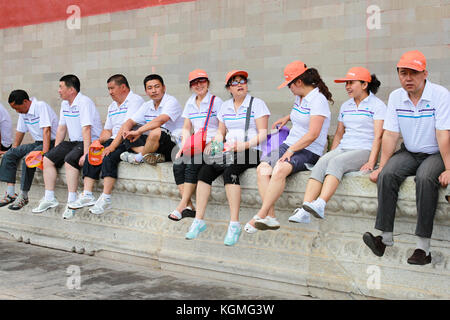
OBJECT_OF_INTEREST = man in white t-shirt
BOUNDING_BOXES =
[68,74,144,215]
[0,90,58,210]
[32,74,103,219]
[120,74,183,165]
[0,102,13,152]
[364,51,450,265]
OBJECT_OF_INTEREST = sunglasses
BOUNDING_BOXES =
[229,79,247,86]
[190,78,208,86]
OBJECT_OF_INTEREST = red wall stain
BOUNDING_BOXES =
[0,0,195,29]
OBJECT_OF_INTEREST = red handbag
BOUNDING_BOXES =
[181,95,216,156]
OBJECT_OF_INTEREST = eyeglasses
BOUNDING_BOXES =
[229,79,247,86]
[190,78,208,86]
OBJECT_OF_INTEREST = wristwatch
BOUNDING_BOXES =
[287,148,295,154]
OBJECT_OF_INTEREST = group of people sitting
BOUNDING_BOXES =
[0,50,448,265]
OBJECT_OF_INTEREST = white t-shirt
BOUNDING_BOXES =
[283,88,331,156]
[182,91,223,143]
[131,93,184,137]
[383,80,450,154]
[217,94,271,146]
[59,92,103,142]
[104,91,144,139]
[17,97,58,141]
[0,102,13,147]
[337,93,386,150]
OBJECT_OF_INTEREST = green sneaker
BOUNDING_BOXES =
[185,220,206,240]
[224,223,242,246]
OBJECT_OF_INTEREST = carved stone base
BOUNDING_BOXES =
[0,163,448,299]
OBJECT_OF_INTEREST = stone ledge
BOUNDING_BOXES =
[0,162,448,300]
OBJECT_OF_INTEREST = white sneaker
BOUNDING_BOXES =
[89,195,112,215]
[32,197,59,213]
[254,215,280,230]
[68,193,96,209]
[62,206,76,219]
[288,208,311,224]
[244,215,261,234]
[120,151,142,164]
[303,200,325,219]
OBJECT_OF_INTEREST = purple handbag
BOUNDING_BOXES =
[261,126,290,158]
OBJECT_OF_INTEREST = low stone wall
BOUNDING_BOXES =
[0,162,448,300]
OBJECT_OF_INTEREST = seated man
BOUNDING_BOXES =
[32,74,103,219]
[364,50,450,265]
[0,90,58,210]
[120,74,183,165]
[0,101,13,153]
[68,74,144,214]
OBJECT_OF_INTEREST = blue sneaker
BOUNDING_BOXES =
[224,223,242,246]
[185,220,206,240]
[303,200,325,219]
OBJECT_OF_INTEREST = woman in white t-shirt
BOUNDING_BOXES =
[289,67,386,223]
[185,70,270,246]
[244,61,333,233]
[169,69,223,221]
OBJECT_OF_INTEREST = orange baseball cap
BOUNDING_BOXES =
[225,70,248,85]
[278,61,308,89]
[25,151,44,170]
[88,140,104,166]
[188,69,209,82]
[334,67,372,83]
[397,50,426,71]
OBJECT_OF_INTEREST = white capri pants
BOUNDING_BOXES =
[309,148,371,182]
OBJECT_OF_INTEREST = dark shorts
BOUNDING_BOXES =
[172,153,207,185]
[44,141,84,169]
[197,149,261,186]
[123,128,178,162]
[261,143,320,175]
[1,144,11,151]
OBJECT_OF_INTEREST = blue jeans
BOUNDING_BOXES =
[0,141,54,191]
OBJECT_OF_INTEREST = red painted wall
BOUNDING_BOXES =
[0,0,195,29]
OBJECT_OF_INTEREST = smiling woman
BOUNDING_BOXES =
[0,0,196,29]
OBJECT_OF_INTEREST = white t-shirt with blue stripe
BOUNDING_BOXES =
[181,91,223,143]
[383,80,450,154]
[217,94,270,145]
[337,93,386,151]
[283,88,331,156]
[104,91,144,139]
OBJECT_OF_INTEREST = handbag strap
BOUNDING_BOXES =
[202,95,216,131]
[244,96,254,142]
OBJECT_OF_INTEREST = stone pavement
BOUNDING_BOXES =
[0,237,312,300]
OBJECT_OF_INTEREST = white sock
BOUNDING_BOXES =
[101,193,112,201]
[229,221,241,228]
[45,190,55,201]
[315,197,327,209]
[135,153,144,162]
[68,192,77,203]
[20,191,28,199]
[194,218,204,225]
[7,185,15,197]
[381,232,394,246]
[83,190,93,197]
[416,237,430,256]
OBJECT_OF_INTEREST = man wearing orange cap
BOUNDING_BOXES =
[0,90,58,210]
[363,50,450,265]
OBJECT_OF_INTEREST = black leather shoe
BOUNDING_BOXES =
[363,232,386,257]
[407,249,431,265]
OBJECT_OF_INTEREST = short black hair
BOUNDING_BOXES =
[107,74,130,89]
[8,89,30,105]
[143,74,164,88]
[59,74,81,92]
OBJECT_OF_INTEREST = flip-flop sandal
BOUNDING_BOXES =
[168,210,182,221]
[181,207,196,218]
